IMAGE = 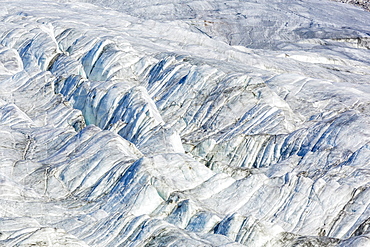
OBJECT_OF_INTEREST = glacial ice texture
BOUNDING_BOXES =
[1,0,370,246]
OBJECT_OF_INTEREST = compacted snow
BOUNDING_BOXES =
[1,0,370,246]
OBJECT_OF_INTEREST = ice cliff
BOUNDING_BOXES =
[1,0,370,246]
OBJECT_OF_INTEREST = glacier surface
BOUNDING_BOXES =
[1,0,370,246]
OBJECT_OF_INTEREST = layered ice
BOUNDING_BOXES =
[1,0,370,246]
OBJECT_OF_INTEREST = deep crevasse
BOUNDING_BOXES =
[1,0,370,246]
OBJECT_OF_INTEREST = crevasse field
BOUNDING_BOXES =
[1,0,370,246]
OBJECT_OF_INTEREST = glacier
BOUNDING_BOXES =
[1,0,370,246]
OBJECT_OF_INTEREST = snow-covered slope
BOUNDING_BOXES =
[1,0,370,246]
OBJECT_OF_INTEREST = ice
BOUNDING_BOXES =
[1,0,370,246]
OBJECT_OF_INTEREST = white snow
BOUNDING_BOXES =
[0,0,370,246]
